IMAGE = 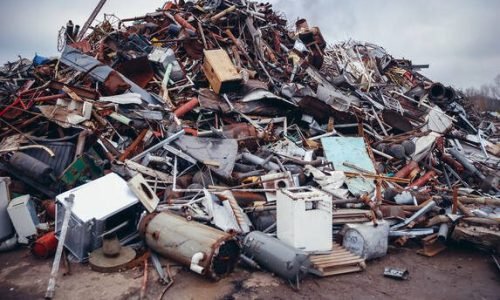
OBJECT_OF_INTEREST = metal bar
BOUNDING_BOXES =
[45,194,74,299]
[131,130,184,162]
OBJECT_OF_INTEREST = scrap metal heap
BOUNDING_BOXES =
[0,0,499,294]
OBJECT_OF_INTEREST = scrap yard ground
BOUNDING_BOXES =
[1,244,498,300]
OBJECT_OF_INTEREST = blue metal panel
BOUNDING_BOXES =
[321,137,375,196]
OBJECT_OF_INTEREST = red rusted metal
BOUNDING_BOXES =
[174,14,196,32]
[42,200,56,219]
[183,127,198,136]
[31,94,66,103]
[440,154,464,173]
[174,97,199,118]
[222,123,258,139]
[119,129,148,162]
[231,191,267,207]
[409,170,436,188]
[395,161,420,179]
[32,232,58,258]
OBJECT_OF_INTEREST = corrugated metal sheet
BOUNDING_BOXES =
[24,141,75,176]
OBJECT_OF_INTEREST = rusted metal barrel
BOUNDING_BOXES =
[139,212,240,280]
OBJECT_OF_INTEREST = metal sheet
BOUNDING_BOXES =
[24,141,75,177]
[60,46,161,104]
[321,137,375,196]
[174,135,237,178]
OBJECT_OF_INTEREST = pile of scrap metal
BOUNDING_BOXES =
[0,0,499,296]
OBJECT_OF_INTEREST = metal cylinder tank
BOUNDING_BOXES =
[139,212,240,280]
[342,221,389,260]
[242,231,311,282]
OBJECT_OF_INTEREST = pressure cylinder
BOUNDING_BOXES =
[242,231,311,282]
[139,212,240,280]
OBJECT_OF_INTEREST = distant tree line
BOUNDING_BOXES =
[461,74,500,112]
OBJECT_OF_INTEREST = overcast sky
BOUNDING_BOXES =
[0,0,498,89]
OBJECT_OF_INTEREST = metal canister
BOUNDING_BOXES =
[139,212,240,280]
[242,231,311,282]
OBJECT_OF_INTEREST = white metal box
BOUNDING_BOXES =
[7,194,39,243]
[56,173,140,261]
[277,187,332,252]
[0,177,14,241]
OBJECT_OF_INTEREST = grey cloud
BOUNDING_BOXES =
[270,0,500,88]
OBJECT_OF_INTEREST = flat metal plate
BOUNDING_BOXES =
[321,137,375,196]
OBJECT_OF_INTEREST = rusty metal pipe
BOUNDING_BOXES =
[31,94,67,102]
[409,170,436,188]
[440,154,464,173]
[210,5,236,22]
[119,129,148,162]
[394,161,420,179]
[174,97,199,118]
[174,14,196,32]
[426,215,450,227]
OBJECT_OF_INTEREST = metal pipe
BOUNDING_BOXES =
[45,195,74,299]
[210,5,236,22]
[174,14,196,32]
[448,149,489,185]
[119,129,148,162]
[409,170,436,187]
[394,161,420,179]
[131,130,184,162]
[437,223,449,242]
[76,0,107,41]
[241,152,280,171]
[390,200,436,230]
[174,97,199,118]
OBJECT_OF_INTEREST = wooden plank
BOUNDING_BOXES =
[314,257,364,265]
[319,266,364,276]
[310,253,354,262]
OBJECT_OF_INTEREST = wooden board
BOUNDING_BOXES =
[309,243,366,277]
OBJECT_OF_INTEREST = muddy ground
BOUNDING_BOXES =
[0,242,498,300]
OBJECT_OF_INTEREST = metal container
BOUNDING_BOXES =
[277,187,332,252]
[139,211,240,280]
[342,221,389,260]
[56,173,140,261]
[7,194,39,244]
[32,231,58,258]
[243,231,311,282]
[0,177,14,241]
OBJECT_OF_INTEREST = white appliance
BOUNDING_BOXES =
[0,177,14,241]
[56,173,140,261]
[7,194,39,244]
[277,187,332,252]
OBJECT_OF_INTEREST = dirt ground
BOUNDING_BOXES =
[0,242,498,300]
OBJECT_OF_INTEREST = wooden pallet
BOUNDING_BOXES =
[309,244,366,277]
